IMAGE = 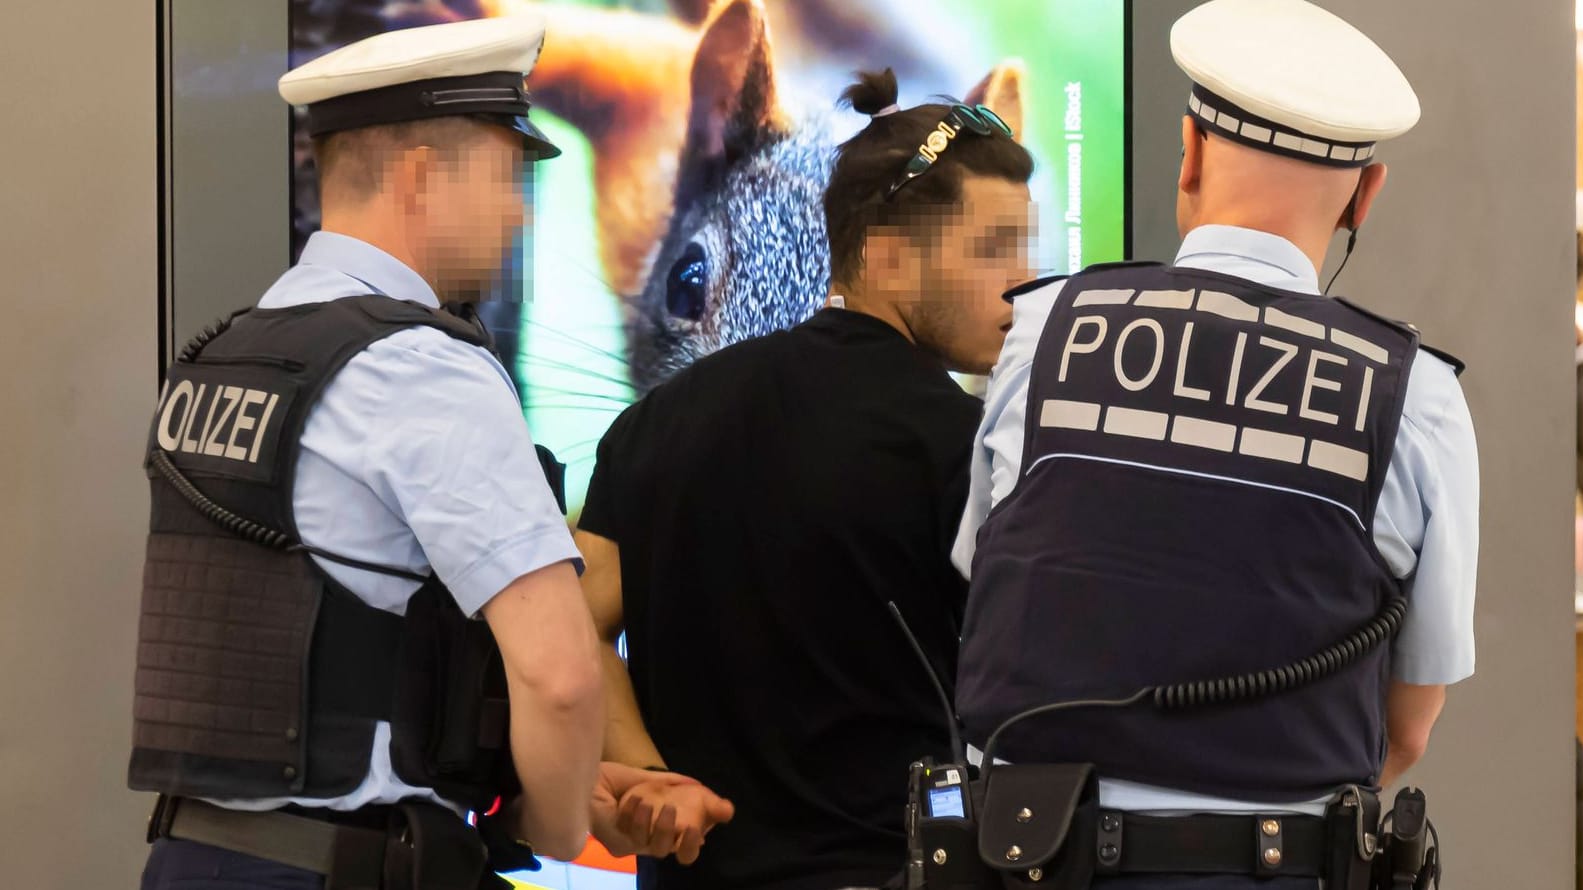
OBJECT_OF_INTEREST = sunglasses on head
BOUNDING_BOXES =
[886,102,1014,201]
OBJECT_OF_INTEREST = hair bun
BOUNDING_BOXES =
[839,68,901,117]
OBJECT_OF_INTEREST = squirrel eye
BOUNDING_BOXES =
[665,243,708,322]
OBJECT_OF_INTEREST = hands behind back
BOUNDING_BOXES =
[590,762,735,865]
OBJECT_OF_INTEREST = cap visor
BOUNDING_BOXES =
[507,116,561,160]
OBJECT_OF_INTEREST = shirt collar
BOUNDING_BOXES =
[1174,224,1321,296]
[297,231,440,308]
[807,306,912,339]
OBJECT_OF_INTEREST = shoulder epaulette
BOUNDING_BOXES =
[1332,298,1464,376]
[1419,344,1466,376]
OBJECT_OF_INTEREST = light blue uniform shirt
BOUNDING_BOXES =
[953,225,1480,815]
[211,231,582,813]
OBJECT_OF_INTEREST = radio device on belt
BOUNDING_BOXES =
[889,601,1441,890]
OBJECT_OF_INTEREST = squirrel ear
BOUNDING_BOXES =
[668,0,713,25]
[488,0,696,297]
[687,0,784,163]
[966,59,1026,142]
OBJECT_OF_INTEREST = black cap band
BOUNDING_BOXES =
[304,70,559,158]
[306,71,529,135]
[1187,84,1376,169]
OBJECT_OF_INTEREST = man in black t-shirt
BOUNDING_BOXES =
[575,70,1036,890]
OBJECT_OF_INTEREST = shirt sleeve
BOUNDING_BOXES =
[950,283,1064,578]
[577,400,639,543]
[1380,353,1481,685]
[358,331,584,617]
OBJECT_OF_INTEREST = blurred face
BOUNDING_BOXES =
[885,174,1034,375]
[412,124,529,299]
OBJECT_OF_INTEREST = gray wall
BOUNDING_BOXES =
[0,0,1573,885]
[1130,0,1198,263]
[165,0,290,358]
[1132,2,1578,887]
[0,0,160,883]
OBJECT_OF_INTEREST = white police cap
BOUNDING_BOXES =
[1171,0,1419,168]
[278,15,559,158]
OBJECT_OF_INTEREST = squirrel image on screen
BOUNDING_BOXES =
[295,0,1028,391]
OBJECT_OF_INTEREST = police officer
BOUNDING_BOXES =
[952,1,1477,887]
[131,16,694,890]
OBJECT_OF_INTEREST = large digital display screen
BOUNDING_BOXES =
[282,1,1127,885]
[289,0,1128,521]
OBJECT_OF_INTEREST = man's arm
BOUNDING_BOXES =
[575,528,734,862]
[576,529,669,767]
[1380,681,1446,786]
[482,561,605,861]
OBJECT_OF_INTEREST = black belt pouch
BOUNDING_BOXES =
[977,764,1099,890]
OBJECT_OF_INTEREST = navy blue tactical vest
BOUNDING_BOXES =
[958,262,1418,801]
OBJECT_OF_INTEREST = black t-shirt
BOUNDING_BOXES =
[580,308,982,890]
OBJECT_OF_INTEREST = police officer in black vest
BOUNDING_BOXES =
[132,16,702,890]
[950,1,1479,887]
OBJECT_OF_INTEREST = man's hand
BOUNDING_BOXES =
[615,776,736,865]
[590,762,735,864]
[590,762,697,858]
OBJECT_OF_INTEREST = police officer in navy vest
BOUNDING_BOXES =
[952,1,1478,887]
[132,16,703,890]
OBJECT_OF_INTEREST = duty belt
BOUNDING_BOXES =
[150,795,387,886]
[1091,810,1328,878]
[146,795,511,890]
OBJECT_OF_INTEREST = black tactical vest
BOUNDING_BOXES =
[958,262,1418,801]
[128,295,553,810]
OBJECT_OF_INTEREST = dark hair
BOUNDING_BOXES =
[823,68,1034,286]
